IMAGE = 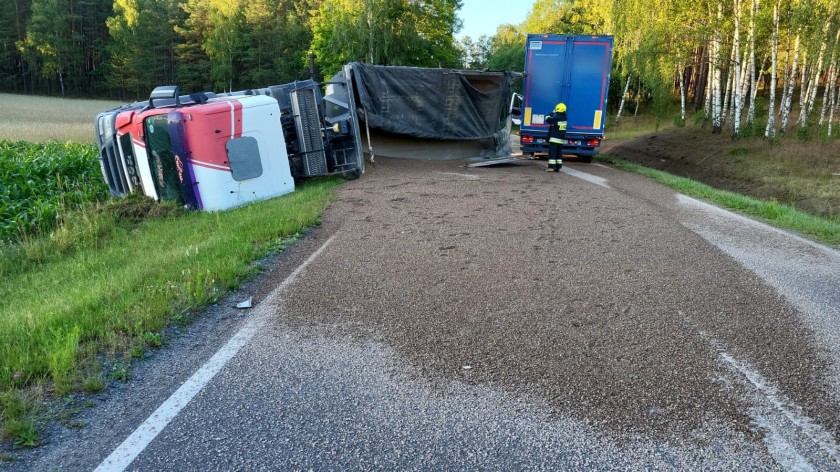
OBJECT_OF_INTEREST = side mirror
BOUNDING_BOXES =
[149,85,180,109]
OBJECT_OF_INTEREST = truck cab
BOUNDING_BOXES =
[95,75,364,211]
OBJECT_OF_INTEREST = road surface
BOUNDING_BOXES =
[8,157,840,471]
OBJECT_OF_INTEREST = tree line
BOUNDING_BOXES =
[0,0,463,99]
[2,0,839,137]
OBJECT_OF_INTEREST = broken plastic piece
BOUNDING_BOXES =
[235,297,252,309]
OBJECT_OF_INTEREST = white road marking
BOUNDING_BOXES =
[677,194,839,256]
[677,194,840,404]
[94,237,336,472]
[438,172,481,180]
[700,332,840,469]
[560,167,610,188]
[758,419,817,472]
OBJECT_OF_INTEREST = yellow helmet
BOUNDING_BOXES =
[555,103,567,113]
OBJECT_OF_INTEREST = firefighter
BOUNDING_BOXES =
[544,102,567,172]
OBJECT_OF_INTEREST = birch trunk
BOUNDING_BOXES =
[799,11,834,128]
[615,75,631,123]
[705,2,715,119]
[695,46,709,110]
[821,30,840,127]
[713,1,724,133]
[824,64,837,128]
[799,55,808,111]
[800,33,827,128]
[829,75,838,136]
[634,77,641,116]
[737,49,749,115]
[678,63,686,121]
[765,0,779,138]
[723,55,733,124]
[733,0,742,135]
[746,0,759,125]
[704,49,713,117]
[780,34,800,133]
[749,54,766,124]
[778,34,792,123]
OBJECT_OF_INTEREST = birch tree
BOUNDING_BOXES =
[710,1,723,132]
[799,10,831,129]
[747,0,764,126]
[779,34,800,132]
[733,0,742,135]
[829,68,839,136]
[799,55,808,109]
[722,45,735,124]
[765,0,779,137]
[820,29,840,127]
[615,75,632,123]
[678,63,687,121]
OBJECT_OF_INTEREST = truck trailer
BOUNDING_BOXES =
[94,63,515,212]
[518,34,614,162]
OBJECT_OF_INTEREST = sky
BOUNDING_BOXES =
[457,0,534,40]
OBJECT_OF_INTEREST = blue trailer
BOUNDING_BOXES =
[518,34,614,162]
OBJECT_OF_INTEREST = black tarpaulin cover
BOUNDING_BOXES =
[350,63,513,140]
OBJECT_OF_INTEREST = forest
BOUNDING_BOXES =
[1,0,840,137]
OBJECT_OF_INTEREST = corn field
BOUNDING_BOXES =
[0,141,108,242]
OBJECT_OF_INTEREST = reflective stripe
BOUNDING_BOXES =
[558,121,567,131]
[548,159,558,164]
[549,137,564,144]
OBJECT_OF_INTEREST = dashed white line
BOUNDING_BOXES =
[560,167,610,188]
[438,172,481,180]
[94,237,336,472]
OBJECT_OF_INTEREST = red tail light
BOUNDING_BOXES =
[586,139,601,146]
[521,136,534,144]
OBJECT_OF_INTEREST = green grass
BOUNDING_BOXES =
[0,178,340,444]
[0,94,123,144]
[0,140,109,242]
[599,155,840,247]
[605,106,668,140]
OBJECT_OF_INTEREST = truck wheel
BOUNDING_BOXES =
[579,155,592,163]
[344,169,362,180]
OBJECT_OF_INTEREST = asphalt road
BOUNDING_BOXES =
[8,157,840,471]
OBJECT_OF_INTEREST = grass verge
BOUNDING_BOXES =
[599,155,840,247]
[0,178,340,445]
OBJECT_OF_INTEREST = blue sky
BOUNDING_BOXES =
[457,0,534,40]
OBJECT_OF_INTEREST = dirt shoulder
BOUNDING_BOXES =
[600,126,840,220]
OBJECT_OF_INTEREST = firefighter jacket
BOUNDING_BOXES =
[545,111,567,144]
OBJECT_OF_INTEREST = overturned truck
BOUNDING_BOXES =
[95,64,514,211]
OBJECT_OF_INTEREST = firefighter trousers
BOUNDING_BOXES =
[548,141,563,171]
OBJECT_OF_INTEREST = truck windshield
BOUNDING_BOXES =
[144,114,184,204]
